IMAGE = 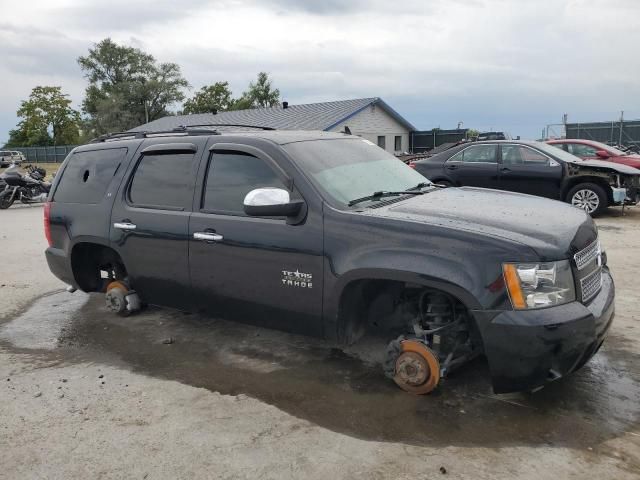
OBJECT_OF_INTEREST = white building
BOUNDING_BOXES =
[133,97,415,155]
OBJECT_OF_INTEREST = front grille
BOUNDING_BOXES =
[574,239,600,271]
[580,267,603,302]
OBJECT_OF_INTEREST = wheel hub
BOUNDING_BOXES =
[390,339,441,394]
[395,351,430,386]
[572,189,599,213]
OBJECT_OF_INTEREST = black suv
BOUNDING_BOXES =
[413,140,640,215]
[44,128,614,394]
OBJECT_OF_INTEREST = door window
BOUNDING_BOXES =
[452,145,498,163]
[202,151,287,215]
[129,152,196,209]
[501,145,550,166]
[567,143,599,157]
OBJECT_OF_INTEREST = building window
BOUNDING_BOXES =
[394,136,402,151]
[377,136,386,149]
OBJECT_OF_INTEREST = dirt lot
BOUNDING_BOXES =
[1,204,639,479]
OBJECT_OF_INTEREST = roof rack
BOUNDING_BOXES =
[89,123,276,143]
[176,123,276,131]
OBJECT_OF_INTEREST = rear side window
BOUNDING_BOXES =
[502,145,550,166]
[54,148,126,204]
[202,151,286,215]
[129,153,196,210]
[449,145,498,163]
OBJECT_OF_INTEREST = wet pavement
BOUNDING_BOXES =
[2,290,639,452]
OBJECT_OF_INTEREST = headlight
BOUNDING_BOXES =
[503,260,575,310]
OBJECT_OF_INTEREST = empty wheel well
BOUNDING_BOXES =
[70,243,127,292]
[337,279,483,375]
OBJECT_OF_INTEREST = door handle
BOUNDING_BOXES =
[500,167,512,173]
[446,164,459,170]
[113,222,137,230]
[193,232,224,242]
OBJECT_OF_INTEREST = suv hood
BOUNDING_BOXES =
[360,187,596,259]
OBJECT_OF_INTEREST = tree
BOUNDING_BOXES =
[5,86,80,147]
[233,72,280,109]
[466,128,480,140]
[182,82,234,114]
[78,38,189,134]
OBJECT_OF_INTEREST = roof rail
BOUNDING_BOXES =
[89,123,276,143]
[176,123,276,131]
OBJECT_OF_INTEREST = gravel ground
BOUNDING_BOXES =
[0,204,639,479]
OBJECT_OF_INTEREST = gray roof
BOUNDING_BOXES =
[130,97,415,133]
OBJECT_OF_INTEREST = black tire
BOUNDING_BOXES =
[0,192,14,209]
[566,183,608,216]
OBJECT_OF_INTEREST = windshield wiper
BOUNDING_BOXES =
[407,182,431,191]
[348,189,424,207]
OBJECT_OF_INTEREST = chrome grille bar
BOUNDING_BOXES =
[580,267,603,302]
[574,239,600,271]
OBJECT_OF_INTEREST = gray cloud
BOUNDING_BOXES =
[1,0,639,144]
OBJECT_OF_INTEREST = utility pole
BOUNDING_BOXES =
[619,110,624,146]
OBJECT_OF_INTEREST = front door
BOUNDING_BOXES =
[189,146,324,336]
[110,140,205,309]
[498,144,563,199]
[444,144,499,188]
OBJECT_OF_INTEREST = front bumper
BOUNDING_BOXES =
[476,268,614,393]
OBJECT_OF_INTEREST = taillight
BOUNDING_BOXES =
[408,161,416,169]
[44,201,52,247]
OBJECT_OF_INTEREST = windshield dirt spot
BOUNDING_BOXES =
[2,291,639,450]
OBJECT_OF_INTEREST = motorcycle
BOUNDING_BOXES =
[0,164,51,209]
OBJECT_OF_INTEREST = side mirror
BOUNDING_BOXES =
[595,150,610,159]
[243,188,304,217]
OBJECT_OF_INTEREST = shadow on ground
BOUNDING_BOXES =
[2,291,639,450]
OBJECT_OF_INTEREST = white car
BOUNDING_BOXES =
[0,151,25,167]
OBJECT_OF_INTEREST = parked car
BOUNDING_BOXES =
[547,139,640,169]
[0,150,25,167]
[45,129,614,395]
[413,140,640,215]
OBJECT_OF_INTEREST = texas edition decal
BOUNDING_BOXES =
[281,269,313,289]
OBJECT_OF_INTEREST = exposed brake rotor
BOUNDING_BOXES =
[387,338,440,394]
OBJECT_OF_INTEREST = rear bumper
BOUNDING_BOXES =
[477,268,614,393]
[45,247,76,287]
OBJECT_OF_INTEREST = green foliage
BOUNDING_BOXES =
[5,86,80,147]
[234,72,280,109]
[78,38,189,135]
[182,82,234,114]
[466,128,480,139]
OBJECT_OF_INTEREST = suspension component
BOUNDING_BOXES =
[105,281,141,316]
[385,337,440,394]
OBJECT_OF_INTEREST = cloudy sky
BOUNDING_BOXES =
[1,0,638,142]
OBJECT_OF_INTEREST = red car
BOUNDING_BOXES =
[547,139,640,169]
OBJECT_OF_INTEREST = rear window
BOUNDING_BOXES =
[128,152,196,209]
[54,148,127,204]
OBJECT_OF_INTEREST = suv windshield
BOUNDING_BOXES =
[283,138,430,208]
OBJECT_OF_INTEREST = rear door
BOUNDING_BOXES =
[444,144,499,188]
[498,144,563,199]
[110,139,206,309]
[188,143,324,336]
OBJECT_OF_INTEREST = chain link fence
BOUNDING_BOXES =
[10,145,77,163]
